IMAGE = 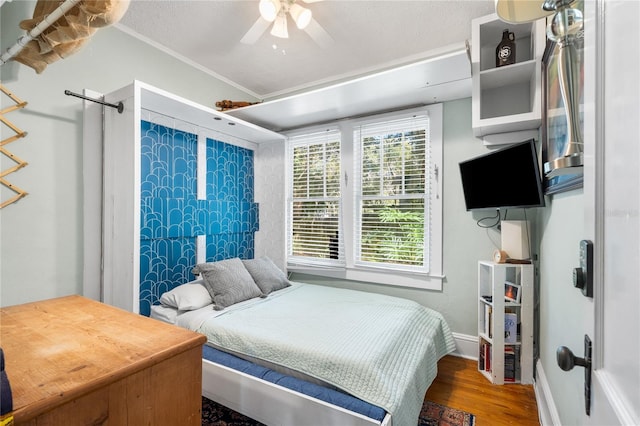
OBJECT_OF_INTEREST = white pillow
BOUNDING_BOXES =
[159,280,212,310]
[150,304,179,324]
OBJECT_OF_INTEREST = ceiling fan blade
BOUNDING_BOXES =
[304,17,334,48]
[240,17,271,44]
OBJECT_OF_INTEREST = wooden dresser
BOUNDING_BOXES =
[0,295,207,425]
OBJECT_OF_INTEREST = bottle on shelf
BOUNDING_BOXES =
[496,29,516,67]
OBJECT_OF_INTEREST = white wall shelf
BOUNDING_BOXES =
[471,13,546,142]
[479,59,537,91]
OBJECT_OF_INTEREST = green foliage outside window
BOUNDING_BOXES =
[359,129,426,266]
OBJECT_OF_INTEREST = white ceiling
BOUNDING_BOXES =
[117,0,497,100]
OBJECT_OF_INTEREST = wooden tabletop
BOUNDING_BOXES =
[0,295,207,422]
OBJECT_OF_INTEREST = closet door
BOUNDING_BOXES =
[138,122,258,316]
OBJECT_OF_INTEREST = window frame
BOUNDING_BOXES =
[285,105,443,290]
[353,111,430,273]
[286,129,344,268]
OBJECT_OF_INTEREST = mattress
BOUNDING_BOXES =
[201,345,387,422]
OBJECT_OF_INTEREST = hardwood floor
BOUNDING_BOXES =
[426,355,540,425]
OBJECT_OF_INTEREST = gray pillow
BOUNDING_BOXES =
[242,256,291,295]
[192,258,264,310]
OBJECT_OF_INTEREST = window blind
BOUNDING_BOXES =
[287,129,344,266]
[354,114,430,271]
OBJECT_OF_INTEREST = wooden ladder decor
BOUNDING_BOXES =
[0,84,29,208]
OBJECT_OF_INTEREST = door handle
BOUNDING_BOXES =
[556,334,592,415]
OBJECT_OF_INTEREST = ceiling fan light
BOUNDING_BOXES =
[259,0,281,22]
[289,4,312,29]
[270,14,288,38]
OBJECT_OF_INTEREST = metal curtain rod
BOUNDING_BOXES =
[64,90,124,113]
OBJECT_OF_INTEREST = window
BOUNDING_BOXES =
[354,114,429,272]
[286,105,443,290]
[287,130,343,266]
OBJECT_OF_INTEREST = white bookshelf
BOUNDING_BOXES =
[477,261,534,384]
[471,13,546,142]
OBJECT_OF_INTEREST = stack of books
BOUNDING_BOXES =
[504,346,517,382]
[479,340,492,372]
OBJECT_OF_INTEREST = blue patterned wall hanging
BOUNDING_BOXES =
[139,120,258,316]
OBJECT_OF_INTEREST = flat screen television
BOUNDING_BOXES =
[459,139,545,211]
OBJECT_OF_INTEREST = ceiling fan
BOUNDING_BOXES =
[241,0,333,48]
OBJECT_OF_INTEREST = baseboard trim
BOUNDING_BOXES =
[451,332,477,360]
[534,359,561,426]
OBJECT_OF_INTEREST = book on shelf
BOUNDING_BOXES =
[484,304,493,338]
[484,342,491,372]
[479,340,492,372]
[504,312,517,343]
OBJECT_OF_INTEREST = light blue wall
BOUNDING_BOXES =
[0,1,257,307]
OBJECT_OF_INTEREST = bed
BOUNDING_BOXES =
[151,257,456,426]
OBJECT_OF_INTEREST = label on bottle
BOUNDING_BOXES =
[496,30,516,67]
[498,45,512,62]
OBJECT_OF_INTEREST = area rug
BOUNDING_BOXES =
[202,396,475,426]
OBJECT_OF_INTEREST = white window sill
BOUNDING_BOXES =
[287,265,444,291]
